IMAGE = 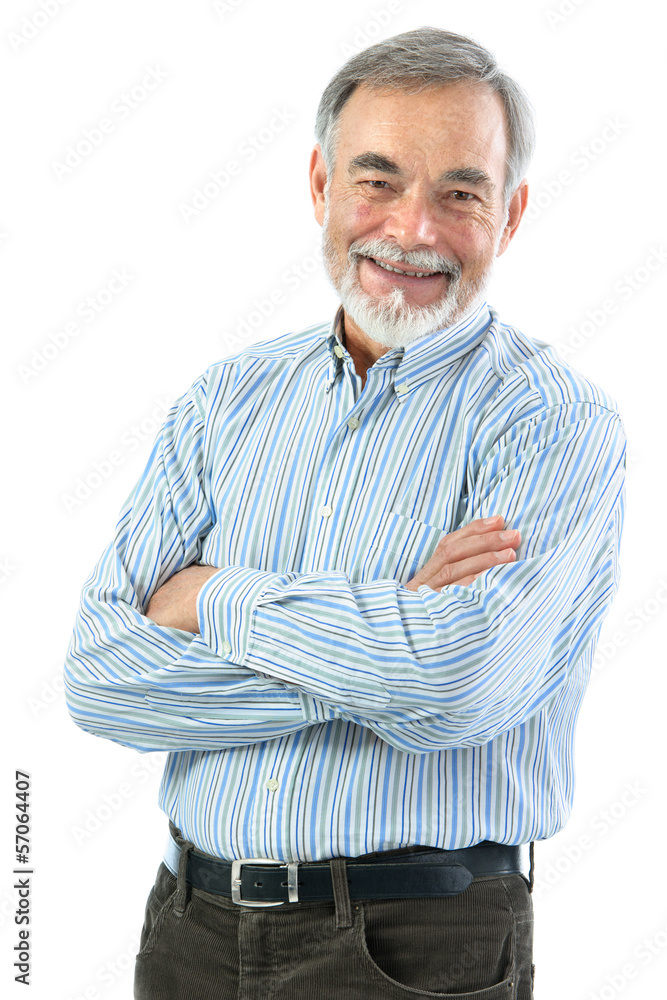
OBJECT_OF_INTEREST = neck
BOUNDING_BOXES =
[341,311,392,386]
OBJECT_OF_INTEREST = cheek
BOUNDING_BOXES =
[329,201,376,245]
[353,203,375,226]
[447,220,496,264]
[334,202,382,248]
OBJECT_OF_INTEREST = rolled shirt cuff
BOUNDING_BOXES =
[197,565,281,664]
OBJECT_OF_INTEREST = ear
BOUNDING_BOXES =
[309,144,328,226]
[496,180,529,257]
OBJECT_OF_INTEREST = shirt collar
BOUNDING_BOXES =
[324,301,494,393]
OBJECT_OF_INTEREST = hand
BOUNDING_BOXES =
[405,516,521,592]
[144,564,221,632]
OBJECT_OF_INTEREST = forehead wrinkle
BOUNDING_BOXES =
[336,82,508,195]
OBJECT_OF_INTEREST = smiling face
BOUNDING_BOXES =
[310,81,527,349]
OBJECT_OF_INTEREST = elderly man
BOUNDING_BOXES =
[65,28,625,999]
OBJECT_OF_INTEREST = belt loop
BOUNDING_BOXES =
[528,842,535,892]
[173,839,194,917]
[330,858,352,929]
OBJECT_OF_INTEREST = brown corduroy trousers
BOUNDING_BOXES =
[134,842,534,999]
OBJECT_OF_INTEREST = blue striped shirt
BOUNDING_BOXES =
[65,302,625,861]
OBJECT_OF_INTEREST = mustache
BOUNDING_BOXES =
[348,237,462,280]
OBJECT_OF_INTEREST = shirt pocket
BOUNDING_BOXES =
[362,510,445,586]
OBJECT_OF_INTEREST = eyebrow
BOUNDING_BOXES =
[347,153,495,192]
[440,167,495,191]
[348,152,401,175]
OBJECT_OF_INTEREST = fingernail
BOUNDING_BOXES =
[483,516,502,525]
[499,530,517,541]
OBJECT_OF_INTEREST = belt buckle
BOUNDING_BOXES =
[231,858,300,907]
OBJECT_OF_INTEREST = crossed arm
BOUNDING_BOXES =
[145,517,522,633]
[65,374,625,754]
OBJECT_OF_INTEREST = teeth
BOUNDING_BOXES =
[372,258,439,278]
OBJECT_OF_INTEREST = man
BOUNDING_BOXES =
[65,28,625,999]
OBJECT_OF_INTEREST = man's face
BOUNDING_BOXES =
[311,81,526,349]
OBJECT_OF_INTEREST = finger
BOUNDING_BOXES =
[409,529,520,590]
[433,528,520,573]
[448,515,506,539]
[435,526,520,561]
[422,547,517,591]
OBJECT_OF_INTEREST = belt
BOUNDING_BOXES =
[164,831,530,908]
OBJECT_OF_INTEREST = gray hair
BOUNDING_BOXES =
[314,27,535,206]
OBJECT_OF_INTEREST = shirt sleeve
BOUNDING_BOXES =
[197,399,626,754]
[64,373,319,753]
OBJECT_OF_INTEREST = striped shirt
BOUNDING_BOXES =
[65,301,626,861]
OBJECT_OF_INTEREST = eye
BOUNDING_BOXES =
[364,179,391,189]
[451,190,476,202]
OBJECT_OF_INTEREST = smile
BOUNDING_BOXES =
[368,257,444,279]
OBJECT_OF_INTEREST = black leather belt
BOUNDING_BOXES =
[164,831,529,908]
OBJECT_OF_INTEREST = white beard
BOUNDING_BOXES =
[322,211,496,350]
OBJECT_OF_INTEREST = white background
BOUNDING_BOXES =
[1,0,665,997]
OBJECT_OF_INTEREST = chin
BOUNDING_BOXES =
[340,280,487,350]
[321,216,492,349]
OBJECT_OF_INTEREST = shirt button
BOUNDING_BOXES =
[396,382,409,396]
[221,641,232,656]
[333,344,345,358]
[266,778,279,792]
[347,416,360,430]
[320,505,333,518]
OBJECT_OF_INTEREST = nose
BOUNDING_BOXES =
[382,188,440,250]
